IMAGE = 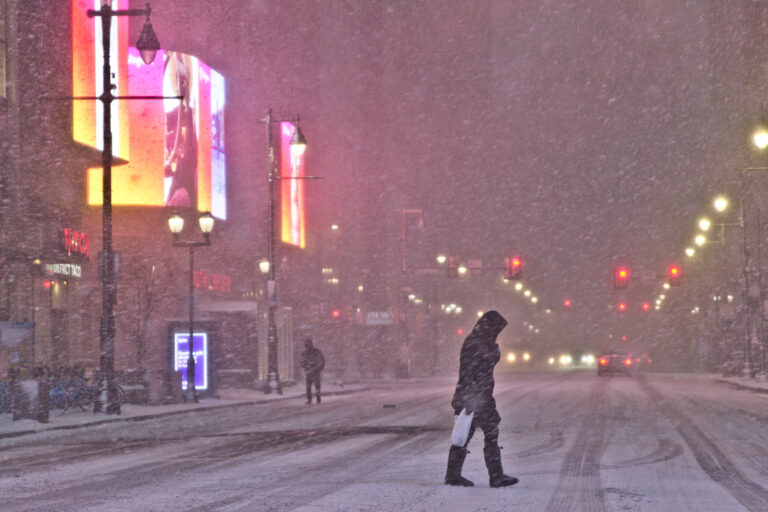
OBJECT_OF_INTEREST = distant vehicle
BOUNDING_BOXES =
[597,350,634,376]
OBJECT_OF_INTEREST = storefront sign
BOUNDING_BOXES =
[173,332,208,390]
[64,228,91,261]
[366,311,394,326]
[194,270,231,293]
[44,263,82,278]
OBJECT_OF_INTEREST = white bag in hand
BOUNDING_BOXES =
[451,408,474,447]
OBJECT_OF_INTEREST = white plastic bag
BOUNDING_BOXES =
[451,408,474,447]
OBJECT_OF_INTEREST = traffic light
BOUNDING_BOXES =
[504,256,522,280]
[331,309,341,319]
[668,265,681,286]
[563,299,572,308]
[613,266,630,289]
[618,302,627,312]
[447,257,458,278]
[642,302,650,312]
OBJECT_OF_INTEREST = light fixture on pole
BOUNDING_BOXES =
[263,109,309,394]
[83,1,178,415]
[168,211,215,403]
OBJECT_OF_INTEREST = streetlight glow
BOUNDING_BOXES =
[168,212,184,235]
[754,127,768,149]
[698,218,711,231]
[714,195,728,212]
[685,247,695,258]
[695,234,706,246]
[436,254,447,265]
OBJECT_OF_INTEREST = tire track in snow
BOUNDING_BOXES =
[544,379,609,512]
[639,377,768,511]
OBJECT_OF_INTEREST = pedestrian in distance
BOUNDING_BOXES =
[445,310,519,488]
[300,338,325,404]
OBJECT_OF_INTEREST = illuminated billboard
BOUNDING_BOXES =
[72,1,226,219]
[280,122,305,248]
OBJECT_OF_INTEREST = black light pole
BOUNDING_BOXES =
[263,109,307,394]
[85,2,163,415]
[169,212,215,403]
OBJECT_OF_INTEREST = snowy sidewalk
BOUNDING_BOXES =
[0,382,368,439]
[716,375,768,394]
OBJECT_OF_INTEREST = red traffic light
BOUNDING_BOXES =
[614,266,630,289]
[504,256,523,280]
[331,309,341,319]
[456,328,464,336]
[668,265,681,286]
[563,299,572,307]
[642,302,650,311]
[618,302,627,312]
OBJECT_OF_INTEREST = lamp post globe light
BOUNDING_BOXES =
[169,211,214,403]
[263,109,307,394]
[85,1,164,415]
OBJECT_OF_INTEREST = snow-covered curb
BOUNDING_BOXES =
[715,376,768,394]
[0,384,369,439]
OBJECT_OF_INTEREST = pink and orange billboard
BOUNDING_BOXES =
[280,122,306,248]
[72,0,226,219]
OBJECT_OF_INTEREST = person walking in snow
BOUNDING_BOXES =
[445,310,519,488]
[300,338,325,404]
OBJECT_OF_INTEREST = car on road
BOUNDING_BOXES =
[597,350,634,376]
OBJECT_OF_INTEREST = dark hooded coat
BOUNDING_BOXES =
[450,310,507,421]
[300,339,325,376]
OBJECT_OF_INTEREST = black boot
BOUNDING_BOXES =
[445,445,474,486]
[484,444,518,488]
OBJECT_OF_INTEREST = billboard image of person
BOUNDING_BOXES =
[164,52,198,209]
[72,1,227,219]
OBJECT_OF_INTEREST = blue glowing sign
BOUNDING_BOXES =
[173,332,208,390]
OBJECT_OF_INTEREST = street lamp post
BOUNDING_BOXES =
[263,109,307,394]
[168,212,215,403]
[84,1,164,415]
[713,177,760,379]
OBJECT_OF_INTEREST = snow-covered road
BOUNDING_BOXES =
[2,371,768,511]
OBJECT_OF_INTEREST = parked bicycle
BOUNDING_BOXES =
[46,367,124,414]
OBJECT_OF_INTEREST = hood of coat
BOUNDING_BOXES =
[471,310,507,340]
[304,338,314,350]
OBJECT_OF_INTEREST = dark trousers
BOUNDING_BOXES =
[463,411,500,452]
[306,372,321,402]
[447,409,504,481]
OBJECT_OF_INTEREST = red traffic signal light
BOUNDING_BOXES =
[642,302,650,311]
[668,265,681,286]
[504,256,522,280]
[614,266,630,289]
[331,309,341,319]
[563,299,572,308]
[447,256,458,278]
[618,302,627,312]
